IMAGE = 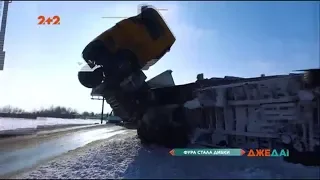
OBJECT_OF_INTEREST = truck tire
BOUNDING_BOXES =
[152,106,189,148]
[137,121,152,145]
[167,106,189,148]
[282,138,320,166]
[137,106,189,148]
[303,69,320,88]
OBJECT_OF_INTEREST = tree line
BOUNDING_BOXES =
[0,105,112,119]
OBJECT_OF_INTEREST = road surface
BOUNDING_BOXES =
[1,125,319,179]
[0,124,128,177]
[11,133,320,179]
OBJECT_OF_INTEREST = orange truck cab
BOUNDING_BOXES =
[78,6,176,119]
[79,6,175,89]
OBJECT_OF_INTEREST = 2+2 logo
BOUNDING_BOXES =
[38,16,60,25]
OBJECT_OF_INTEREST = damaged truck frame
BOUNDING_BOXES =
[78,6,319,165]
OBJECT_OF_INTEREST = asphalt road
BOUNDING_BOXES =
[0,124,128,177]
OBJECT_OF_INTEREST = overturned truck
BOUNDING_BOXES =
[89,69,320,165]
[186,72,320,165]
[140,72,320,156]
[77,6,319,165]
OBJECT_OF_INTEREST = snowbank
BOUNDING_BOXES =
[36,124,96,131]
[0,124,99,137]
[0,117,102,136]
[0,128,37,136]
[0,117,100,131]
[16,133,320,179]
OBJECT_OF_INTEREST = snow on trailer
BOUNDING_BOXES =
[186,73,320,158]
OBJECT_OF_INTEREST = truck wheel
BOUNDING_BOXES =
[137,109,172,147]
[169,106,189,148]
[137,121,152,145]
[281,136,320,166]
[156,106,189,148]
[303,69,320,88]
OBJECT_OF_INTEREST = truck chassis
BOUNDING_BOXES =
[186,73,320,166]
[91,71,320,166]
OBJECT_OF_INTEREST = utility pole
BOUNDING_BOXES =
[0,1,11,70]
[101,97,105,124]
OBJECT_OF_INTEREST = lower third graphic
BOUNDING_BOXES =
[169,148,289,157]
[169,148,245,156]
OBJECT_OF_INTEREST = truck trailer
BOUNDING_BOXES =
[77,6,319,165]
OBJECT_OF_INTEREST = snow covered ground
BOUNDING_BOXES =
[0,117,101,131]
[15,132,320,179]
